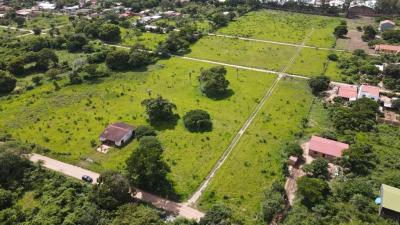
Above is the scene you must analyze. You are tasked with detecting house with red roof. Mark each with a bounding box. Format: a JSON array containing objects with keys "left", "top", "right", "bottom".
[
  {"left": 337, "top": 84, "right": 358, "bottom": 101},
  {"left": 358, "top": 84, "right": 380, "bottom": 101},
  {"left": 308, "top": 136, "right": 349, "bottom": 160},
  {"left": 375, "top": 44, "right": 400, "bottom": 54},
  {"left": 99, "top": 123, "right": 135, "bottom": 147}
]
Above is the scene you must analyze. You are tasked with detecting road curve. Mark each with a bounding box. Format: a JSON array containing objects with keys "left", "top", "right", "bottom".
[{"left": 29, "top": 153, "right": 204, "bottom": 221}]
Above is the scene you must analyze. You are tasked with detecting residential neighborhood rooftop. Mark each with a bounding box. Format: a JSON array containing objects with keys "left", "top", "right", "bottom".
[
  {"left": 309, "top": 136, "right": 349, "bottom": 157},
  {"left": 338, "top": 84, "right": 358, "bottom": 100},
  {"left": 359, "top": 84, "right": 380, "bottom": 97},
  {"left": 99, "top": 122, "right": 134, "bottom": 143}
]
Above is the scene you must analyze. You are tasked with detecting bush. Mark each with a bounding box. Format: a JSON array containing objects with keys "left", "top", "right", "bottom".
[
  {"left": 327, "top": 53, "right": 338, "bottom": 61},
  {"left": 105, "top": 50, "right": 129, "bottom": 70},
  {"left": 198, "top": 66, "right": 230, "bottom": 98},
  {"left": 0, "top": 71, "right": 17, "bottom": 94},
  {"left": 135, "top": 125, "right": 157, "bottom": 140},
  {"left": 308, "top": 76, "right": 330, "bottom": 95},
  {"left": 183, "top": 110, "right": 212, "bottom": 132},
  {"left": 333, "top": 25, "right": 348, "bottom": 38},
  {"left": 261, "top": 182, "right": 286, "bottom": 223}
]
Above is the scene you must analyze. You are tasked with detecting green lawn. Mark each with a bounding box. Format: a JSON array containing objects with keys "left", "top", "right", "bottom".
[
  {"left": 188, "top": 35, "right": 296, "bottom": 72},
  {"left": 217, "top": 10, "right": 340, "bottom": 48},
  {"left": 120, "top": 28, "right": 167, "bottom": 49},
  {"left": 197, "top": 78, "right": 314, "bottom": 224},
  {"left": 24, "top": 14, "right": 69, "bottom": 29},
  {"left": 0, "top": 57, "right": 277, "bottom": 199},
  {"left": 0, "top": 27, "right": 30, "bottom": 37}
]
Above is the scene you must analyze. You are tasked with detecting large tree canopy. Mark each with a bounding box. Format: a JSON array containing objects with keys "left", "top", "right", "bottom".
[
  {"left": 183, "top": 109, "right": 212, "bottom": 132},
  {"left": 141, "top": 96, "right": 177, "bottom": 124},
  {"left": 198, "top": 66, "right": 230, "bottom": 98},
  {"left": 0, "top": 71, "right": 17, "bottom": 94}
]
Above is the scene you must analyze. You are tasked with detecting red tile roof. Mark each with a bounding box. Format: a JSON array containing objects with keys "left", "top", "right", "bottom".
[
  {"left": 309, "top": 136, "right": 349, "bottom": 158},
  {"left": 338, "top": 85, "right": 358, "bottom": 99},
  {"left": 99, "top": 123, "right": 134, "bottom": 143},
  {"left": 360, "top": 84, "right": 380, "bottom": 97},
  {"left": 375, "top": 44, "right": 400, "bottom": 52}
]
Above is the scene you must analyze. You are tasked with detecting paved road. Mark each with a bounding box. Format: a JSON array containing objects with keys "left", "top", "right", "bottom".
[{"left": 29, "top": 153, "right": 204, "bottom": 221}]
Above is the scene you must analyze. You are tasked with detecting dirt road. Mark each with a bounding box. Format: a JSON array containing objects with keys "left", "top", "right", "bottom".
[{"left": 29, "top": 153, "right": 204, "bottom": 221}]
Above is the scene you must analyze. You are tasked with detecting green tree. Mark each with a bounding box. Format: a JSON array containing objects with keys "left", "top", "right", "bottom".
[
  {"left": 98, "top": 23, "right": 121, "bottom": 42},
  {"left": 7, "top": 57, "right": 25, "bottom": 76},
  {"left": 362, "top": 25, "right": 377, "bottom": 41},
  {"left": 0, "top": 189, "right": 13, "bottom": 210},
  {"left": 183, "top": 109, "right": 212, "bottom": 132},
  {"left": 128, "top": 48, "right": 153, "bottom": 69},
  {"left": 303, "top": 158, "right": 329, "bottom": 180},
  {"left": 141, "top": 96, "right": 177, "bottom": 123},
  {"left": 333, "top": 25, "right": 348, "bottom": 38},
  {"left": 0, "top": 144, "right": 31, "bottom": 189},
  {"left": 199, "top": 66, "right": 230, "bottom": 98},
  {"left": 211, "top": 13, "right": 228, "bottom": 28},
  {"left": 66, "top": 34, "right": 88, "bottom": 52},
  {"left": 0, "top": 71, "right": 17, "bottom": 94},
  {"left": 126, "top": 136, "right": 170, "bottom": 194},
  {"left": 340, "top": 144, "right": 376, "bottom": 175},
  {"left": 392, "top": 98, "right": 400, "bottom": 111},
  {"left": 35, "top": 48, "right": 59, "bottom": 70},
  {"left": 32, "top": 26, "right": 42, "bottom": 36},
  {"left": 91, "top": 170, "right": 131, "bottom": 210},
  {"left": 308, "top": 76, "right": 330, "bottom": 95},
  {"left": 32, "top": 75, "right": 43, "bottom": 86},
  {"left": 106, "top": 49, "right": 130, "bottom": 70},
  {"left": 297, "top": 177, "right": 330, "bottom": 208},
  {"left": 383, "top": 64, "right": 400, "bottom": 79},
  {"left": 199, "top": 204, "right": 233, "bottom": 225},
  {"left": 282, "top": 142, "right": 303, "bottom": 158},
  {"left": 261, "top": 182, "right": 286, "bottom": 223},
  {"left": 111, "top": 204, "right": 162, "bottom": 225},
  {"left": 135, "top": 125, "right": 157, "bottom": 140}
]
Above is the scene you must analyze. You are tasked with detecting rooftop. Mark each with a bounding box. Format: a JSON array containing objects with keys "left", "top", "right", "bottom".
[
  {"left": 380, "top": 20, "right": 395, "bottom": 25},
  {"left": 381, "top": 184, "right": 400, "bottom": 213},
  {"left": 338, "top": 84, "right": 358, "bottom": 100},
  {"left": 360, "top": 84, "right": 380, "bottom": 97},
  {"left": 309, "top": 135, "right": 349, "bottom": 157},
  {"left": 99, "top": 123, "right": 134, "bottom": 143},
  {"left": 375, "top": 44, "right": 400, "bottom": 52}
]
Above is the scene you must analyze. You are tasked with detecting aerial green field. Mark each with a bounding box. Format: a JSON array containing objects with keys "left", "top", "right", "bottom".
[
  {"left": 0, "top": 27, "right": 30, "bottom": 37},
  {"left": 188, "top": 35, "right": 296, "bottom": 71},
  {"left": 0, "top": 57, "right": 277, "bottom": 198},
  {"left": 217, "top": 10, "right": 340, "bottom": 48},
  {"left": 24, "top": 14, "right": 69, "bottom": 29},
  {"left": 286, "top": 48, "right": 330, "bottom": 77},
  {"left": 197, "top": 78, "right": 314, "bottom": 224},
  {"left": 120, "top": 28, "right": 167, "bottom": 49}
]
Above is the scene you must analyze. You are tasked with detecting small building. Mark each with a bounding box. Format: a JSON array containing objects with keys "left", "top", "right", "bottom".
[
  {"left": 337, "top": 84, "right": 358, "bottom": 101},
  {"left": 37, "top": 1, "right": 56, "bottom": 10},
  {"left": 308, "top": 136, "right": 349, "bottom": 160},
  {"left": 378, "top": 184, "right": 400, "bottom": 221},
  {"left": 358, "top": 84, "right": 380, "bottom": 101},
  {"left": 288, "top": 156, "right": 299, "bottom": 166},
  {"left": 379, "top": 20, "right": 396, "bottom": 32},
  {"left": 375, "top": 44, "right": 400, "bottom": 54},
  {"left": 16, "top": 9, "right": 34, "bottom": 17},
  {"left": 99, "top": 123, "right": 135, "bottom": 147}
]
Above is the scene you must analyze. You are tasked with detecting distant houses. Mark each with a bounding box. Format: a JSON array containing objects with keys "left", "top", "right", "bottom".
[
  {"left": 308, "top": 135, "right": 349, "bottom": 161},
  {"left": 378, "top": 184, "right": 400, "bottom": 221},
  {"left": 379, "top": 20, "right": 396, "bottom": 32},
  {"left": 99, "top": 122, "right": 135, "bottom": 147},
  {"left": 375, "top": 44, "right": 400, "bottom": 54}
]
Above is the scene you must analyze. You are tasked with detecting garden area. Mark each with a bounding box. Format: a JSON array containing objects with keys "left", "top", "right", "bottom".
[{"left": 197, "top": 78, "right": 314, "bottom": 224}]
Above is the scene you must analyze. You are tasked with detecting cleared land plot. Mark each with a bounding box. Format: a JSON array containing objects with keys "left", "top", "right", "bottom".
[
  {"left": 120, "top": 28, "right": 167, "bottom": 49},
  {"left": 197, "top": 78, "right": 314, "bottom": 224},
  {"left": 24, "top": 14, "right": 69, "bottom": 29},
  {"left": 0, "top": 57, "right": 277, "bottom": 199},
  {"left": 187, "top": 36, "right": 296, "bottom": 71},
  {"left": 217, "top": 10, "right": 340, "bottom": 48}
]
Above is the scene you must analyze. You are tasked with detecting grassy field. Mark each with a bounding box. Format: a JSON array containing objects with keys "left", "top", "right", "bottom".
[
  {"left": 0, "top": 57, "right": 277, "bottom": 199},
  {"left": 217, "top": 10, "right": 340, "bottom": 48},
  {"left": 120, "top": 28, "right": 167, "bottom": 49},
  {"left": 23, "top": 14, "right": 69, "bottom": 29},
  {"left": 188, "top": 35, "right": 296, "bottom": 71},
  {"left": 0, "top": 27, "right": 30, "bottom": 37},
  {"left": 197, "top": 78, "right": 314, "bottom": 224}
]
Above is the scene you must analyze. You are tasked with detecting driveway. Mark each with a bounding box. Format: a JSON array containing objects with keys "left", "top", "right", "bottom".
[{"left": 29, "top": 153, "right": 204, "bottom": 221}]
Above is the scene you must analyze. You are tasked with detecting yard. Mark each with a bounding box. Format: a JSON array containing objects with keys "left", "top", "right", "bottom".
[
  {"left": 197, "top": 78, "right": 315, "bottom": 224},
  {"left": 0, "top": 56, "right": 277, "bottom": 199},
  {"left": 217, "top": 10, "right": 340, "bottom": 48}
]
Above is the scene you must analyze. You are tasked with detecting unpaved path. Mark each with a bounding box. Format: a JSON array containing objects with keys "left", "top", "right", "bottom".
[
  {"left": 29, "top": 153, "right": 204, "bottom": 221},
  {"left": 185, "top": 29, "right": 315, "bottom": 206}
]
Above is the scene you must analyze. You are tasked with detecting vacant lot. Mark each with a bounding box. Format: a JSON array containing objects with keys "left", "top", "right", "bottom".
[
  {"left": 217, "top": 10, "right": 340, "bottom": 48},
  {"left": 197, "top": 78, "right": 314, "bottom": 224},
  {"left": 188, "top": 35, "right": 296, "bottom": 71},
  {"left": 23, "top": 14, "right": 69, "bottom": 29},
  {"left": 120, "top": 28, "right": 167, "bottom": 49},
  {"left": 0, "top": 57, "right": 277, "bottom": 199}
]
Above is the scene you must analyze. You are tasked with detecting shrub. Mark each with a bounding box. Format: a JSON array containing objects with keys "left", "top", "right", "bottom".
[
  {"left": 135, "top": 125, "right": 157, "bottom": 140},
  {"left": 183, "top": 110, "right": 212, "bottom": 132},
  {"left": 0, "top": 71, "right": 17, "bottom": 94},
  {"left": 327, "top": 53, "right": 338, "bottom": 61}
]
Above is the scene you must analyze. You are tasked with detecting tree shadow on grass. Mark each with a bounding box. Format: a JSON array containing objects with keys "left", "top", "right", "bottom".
[
  {"left": 150, "top": 114, "right": 180, "bottom": 131},
  {"left": 206, "top": 89, "right": 235, "bottom": 101}
]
